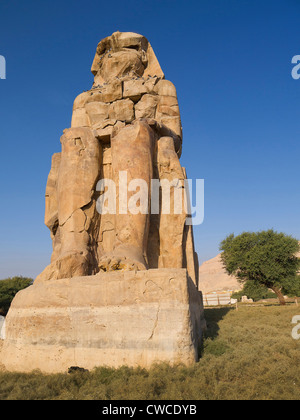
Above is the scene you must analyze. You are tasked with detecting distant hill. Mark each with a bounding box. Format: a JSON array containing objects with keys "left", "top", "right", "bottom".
[{"left": 198, "top": 254, "right": 242, "bottom": 294}]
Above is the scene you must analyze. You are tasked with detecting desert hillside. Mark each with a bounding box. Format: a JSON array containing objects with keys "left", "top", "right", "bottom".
[{"left": 198, "top": 254, "right": 242, "bottom": 294}]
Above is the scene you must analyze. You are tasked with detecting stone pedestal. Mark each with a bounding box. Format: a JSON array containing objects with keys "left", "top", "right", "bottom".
[{"left": 2, "top": 269, "right": 205, "bottom": 373}]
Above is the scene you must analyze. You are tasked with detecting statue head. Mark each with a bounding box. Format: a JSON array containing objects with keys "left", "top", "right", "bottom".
[{"left": 91, "top": 31, "right": 164, "bottom": 83}]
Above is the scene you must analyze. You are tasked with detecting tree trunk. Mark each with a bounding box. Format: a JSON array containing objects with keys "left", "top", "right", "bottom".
[{"left": 271, "top": 286, "right": 286, "bottom": 306}]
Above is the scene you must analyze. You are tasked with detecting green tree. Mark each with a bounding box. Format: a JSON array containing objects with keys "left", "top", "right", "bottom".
[
  {"left": 220, "top": 230, "right": 300, "bottom": 305},
  {"left": 0, "top": 277, "right": 33, "bottom": 316}
]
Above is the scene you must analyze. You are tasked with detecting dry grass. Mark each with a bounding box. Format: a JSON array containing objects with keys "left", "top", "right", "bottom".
[{"left": 0, "top": 305, "right": 299, "bottom": 400}]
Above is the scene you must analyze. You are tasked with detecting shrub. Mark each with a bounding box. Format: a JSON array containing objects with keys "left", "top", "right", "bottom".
[
  {"left": 0, "top": 277, "right": 33, "bottom": 316},
  {"left": 232, "top": 281, "right": 276, "bottom": 302}
]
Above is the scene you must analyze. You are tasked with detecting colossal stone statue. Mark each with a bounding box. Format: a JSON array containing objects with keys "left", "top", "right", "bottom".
[
  {"left": 36, "top": 31, "right": 199, "bottom": 286},
  {"left": 2, "top": 33, "right": 205, "bottom": 372}
]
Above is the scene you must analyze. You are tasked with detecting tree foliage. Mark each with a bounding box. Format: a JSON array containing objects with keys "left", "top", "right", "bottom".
[
  {"left": 0, "top": 276, "right": 33, "bottom": 316},
  {"left": 220, "top": 230, "right": 300, "bottom": 305}
]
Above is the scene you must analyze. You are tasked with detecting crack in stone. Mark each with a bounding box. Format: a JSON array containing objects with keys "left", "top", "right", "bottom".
[{"left": 147, "top": 301, "right": 160, "bottom": 341}]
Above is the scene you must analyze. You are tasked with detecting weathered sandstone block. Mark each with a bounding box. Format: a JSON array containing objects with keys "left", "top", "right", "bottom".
[{"left": 2, "top": 269, "right": 204, "bottom": 373}]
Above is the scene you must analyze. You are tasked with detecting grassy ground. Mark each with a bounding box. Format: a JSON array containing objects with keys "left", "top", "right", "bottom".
[{"left": 0, "top": 304, "right": 299, "bottom": 400}]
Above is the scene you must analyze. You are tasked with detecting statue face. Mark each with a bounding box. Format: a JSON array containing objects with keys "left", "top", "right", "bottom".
[
  {"left": 99, "top": 49, "right": 146, "bottom": 80},
  {"left": 93, "top": 32, "right": 148, "bottom": 82}
]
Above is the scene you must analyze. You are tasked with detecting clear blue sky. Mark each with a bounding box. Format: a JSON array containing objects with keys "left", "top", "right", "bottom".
[{"left": 0, "top": 0, "right": 300, "bottom": 278}]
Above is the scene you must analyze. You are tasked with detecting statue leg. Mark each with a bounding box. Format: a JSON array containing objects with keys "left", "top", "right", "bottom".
[
  {"left": 99, "top": 120, "right": 155, "bottom": 271},
  {"left": 36, "top": 127, "right": 102, "bottom": 283},
  {"left": 44, "top": 152, "right": 61, "bottom": 263},
  {"left": 156, "top": 136, "right": 186, "bottom": 269},
  {"left": 56, "top": 127, "right": 102, "bottom": 277}
]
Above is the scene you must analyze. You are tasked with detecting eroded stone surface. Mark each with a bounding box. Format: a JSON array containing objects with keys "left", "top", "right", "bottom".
[
  {"left": 2, "top": 269, "right": 204, "bottom": 373},
  {"left": 36, "top": 31, "right": 192, "bottom": 283}
]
